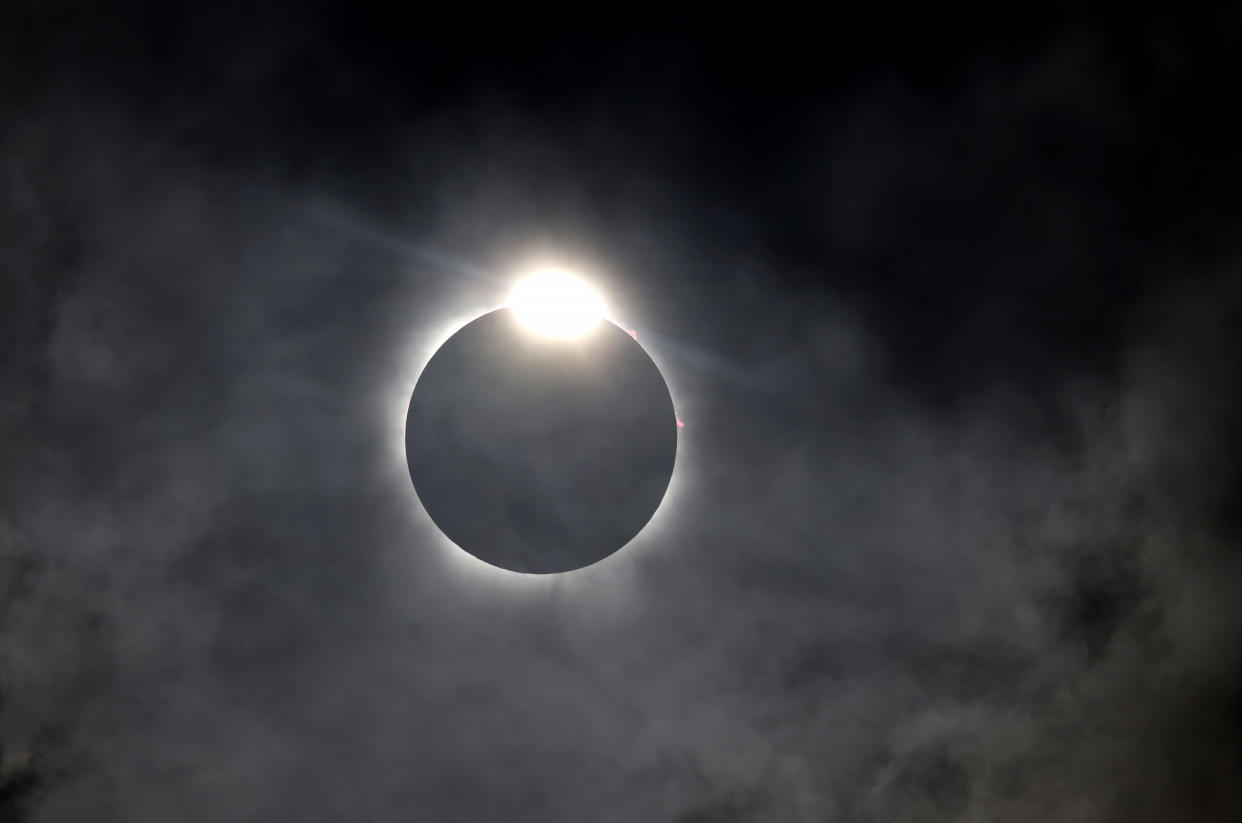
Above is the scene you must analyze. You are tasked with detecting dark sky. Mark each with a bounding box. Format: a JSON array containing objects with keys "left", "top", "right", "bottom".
[{"left": 3, "top": 3, "right": 1241, "bottom": 821}]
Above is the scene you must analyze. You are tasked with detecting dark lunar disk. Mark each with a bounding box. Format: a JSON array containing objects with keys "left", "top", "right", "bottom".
[{"left": 405, "top": 308, "right": 678, "bottom": 573}]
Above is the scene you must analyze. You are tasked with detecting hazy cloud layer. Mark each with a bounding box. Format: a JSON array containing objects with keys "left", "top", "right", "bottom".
[{"left": 3, "top": 7, "right": 1241, "bottom": 822}]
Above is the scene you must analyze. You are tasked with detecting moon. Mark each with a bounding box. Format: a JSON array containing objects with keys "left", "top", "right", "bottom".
[{"left": 405, "top": 307, "right": 678, "bottom": 573}]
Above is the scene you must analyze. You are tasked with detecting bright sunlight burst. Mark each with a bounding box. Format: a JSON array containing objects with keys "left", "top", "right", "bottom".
[{"left": 508, "top": 270, "right": 605, "bottom": 338}]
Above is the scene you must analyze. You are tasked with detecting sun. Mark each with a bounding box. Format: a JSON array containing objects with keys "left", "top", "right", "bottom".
[{"left": 507, "top": 270, "right": 605, "bottom": 338}]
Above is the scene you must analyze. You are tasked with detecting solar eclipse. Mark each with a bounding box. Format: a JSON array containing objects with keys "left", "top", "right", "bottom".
[{"left": 404, "top": 276, "right": 678, "bottom": 574}]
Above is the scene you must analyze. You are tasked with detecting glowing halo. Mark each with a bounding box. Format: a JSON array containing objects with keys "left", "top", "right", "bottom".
[{"left": 384, "top": 259, "right": 691, "bottom": 589}]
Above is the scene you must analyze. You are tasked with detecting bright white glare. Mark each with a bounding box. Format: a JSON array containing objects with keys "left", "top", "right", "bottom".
[{"left": 508, "top": 270, "right": 604, "bottom": 338}]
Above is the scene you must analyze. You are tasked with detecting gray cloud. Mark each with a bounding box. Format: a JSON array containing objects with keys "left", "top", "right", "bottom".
[{"left": 3, "top": 13, "right": 1241, "bottom": 822}]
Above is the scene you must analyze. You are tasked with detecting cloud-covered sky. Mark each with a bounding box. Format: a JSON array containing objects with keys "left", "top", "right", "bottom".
[{"left": 2, "top": 5, "right": 1240, "bottom": 821}]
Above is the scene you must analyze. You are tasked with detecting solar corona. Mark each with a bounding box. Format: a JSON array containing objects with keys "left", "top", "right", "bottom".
[{"left": 405, "top": 272, "right": 678, "bottom": 574}]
